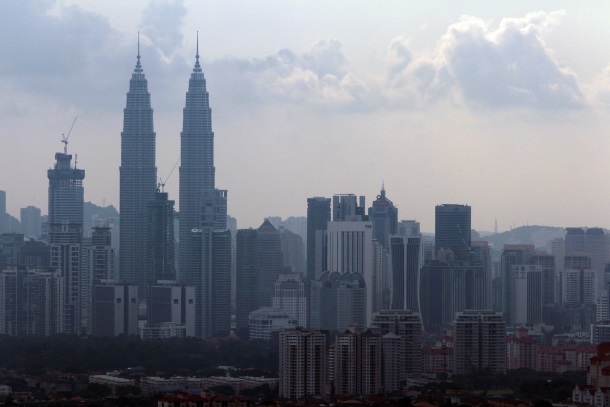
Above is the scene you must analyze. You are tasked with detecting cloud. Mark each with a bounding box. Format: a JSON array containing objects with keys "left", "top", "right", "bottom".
[
  {"left": 204, "top": 39, "right": 372, "bottom": 110},
  {"left": 386, "top": 10, "right": 585, "bottom": 109},
  {"left": 140, "top": 0, "right": 187, "bottom": 60}
]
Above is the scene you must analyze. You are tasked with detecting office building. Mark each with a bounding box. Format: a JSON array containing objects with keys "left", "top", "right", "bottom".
[
  {"left": 273, "top": 273, "right": 307, "bottom": 327},
  {"left": 371, "top": 239, "right": 390, "bottom": 313},
  {"left": 453, "top": 310, "right": 506, "bottom": 375},
  {"left": 327, "top": 220, "right": 373, "bottom": 323},
  {"left": 186, "top": 190, "right": 231, "bottom": 338},
  {"left": 389, "top": 236, "right": 422, "bottom": 312},
  {"left": 249, "top": 307, "right": 297, "bottom": 340},
  {"left": 500, "top": 245, "right": 535, "bottom": 326},
  {"left": 368, "top": 185, "right": 398, "bottom": 249},
  {"left": 279, "top": 227, "right": 304, "bottom": 275},
  {"left": 307, "top": 197, "right": 330, "bottom": 281},
  {"left": 48, "top": 147, "right": 85, "bottom": 335},
  {"left": 310, "top": 271, "right": 367, "bottom": 332},
  {"left": 333, "top": 194, "right": 366, "bottom": 221},
  {"left": 91, "top": 281, "right": 139, "bottom": 337},
  {"left": 20, "top": 206, "right": 41, "bottom": 239},
  {"left": 419, "top": 261, "right": 488, "bottom": 333},
  {"left": 147, "top": 281, "right": 195, "bottom": 337},
  {"left": 119, "top": 44, "right": 157, "bottom": 299},
  {"left": 147, "top": 190, "right": 175, "bottom": 282},
  {"left": 179, "top": 39, "right": 227, "bottom": 284},
  {"left": 434, "top": 204, "right": 471, "bottom": 261},
  {"left": 0, "top": 190, "right": 5, "bottom": 233},
  {"left": 279, "top": 328, "right": 328, "bottom": 399},
  {"left": 398, "top": 220, "right": 420, "bottom": 238},
  {"left": 257, "top": 220, "right": 283, "bottom": 307},
  {"left": 236, "top": 228, "right": 259, "bottom": 333},
  {"left": 508, "top": 265, "right": 543, "bottom": 325}
]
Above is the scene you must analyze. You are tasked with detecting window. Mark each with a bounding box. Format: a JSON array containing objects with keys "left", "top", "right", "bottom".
[{"left": 116, "top": 298, "right": 122, "bottom": 303}]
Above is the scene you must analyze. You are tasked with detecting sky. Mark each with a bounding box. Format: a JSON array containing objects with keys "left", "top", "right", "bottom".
[{"left": 2, "top": 1, "right": 610, "bottom": 233}]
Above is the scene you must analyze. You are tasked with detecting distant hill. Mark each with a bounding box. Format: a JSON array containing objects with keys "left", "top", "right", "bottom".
[
  {"left": 475, "top": 225, "right": 566, "bottom": 251},
  {"left": 84, "top": 201, "right": 119, "bottom": 233}
]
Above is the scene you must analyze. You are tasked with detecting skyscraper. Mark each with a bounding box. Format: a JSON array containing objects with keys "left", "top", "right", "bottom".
[
  {"left": 119, "top": 42, "right": 157, "bottom": 298},
  {"left": 368, "top": 184, "right": 398, "bottom": 249},
  {"left": 20, "top": 206, "right": 41, "bottom": 239},
  {"left": 453, "top": 310, "right": 506, "bottom": 375},
  {"left": 434, "top": 204, "right": 471, "bottom": 261},
  {"left": 48, "top": 148, "right": 85, "bottom": 334},
  {"left": 147, "top": 190, "right": 175, "bottom": 282},
  {"left": 307, "top": 197, "right": 330, "bottom": 281},
  {"left": 179, "top": 37, "right": 226, "bottom": 282},
  {"left": 279, "top": 328, "right": 328, "bottom": 399},
  {"left": 186, "top": 190, "right": 231, "bottom": 339}
]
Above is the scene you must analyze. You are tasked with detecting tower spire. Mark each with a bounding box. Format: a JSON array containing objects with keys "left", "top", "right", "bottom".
[
  {"left": 196, "top": 31, "right": 199, "bottom": 61},
  {"left": 134, "top": 31, "right": 143, "bottom": 73}
]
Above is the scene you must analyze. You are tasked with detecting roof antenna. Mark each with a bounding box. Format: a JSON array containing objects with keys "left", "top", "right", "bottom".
[
  {"left": 137, "top": 31, "right": 140, "bottom": 59},
  {"left": 196, "top": 30, "right": 199, "bottom": 60}
]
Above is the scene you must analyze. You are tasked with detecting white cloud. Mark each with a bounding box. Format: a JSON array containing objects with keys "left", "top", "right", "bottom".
[
  {"left": 385, "top": 10, "right": 585, "bottom": 109},
  {"left": 204, "top": 39, "right": 372, "bottom": 109}
]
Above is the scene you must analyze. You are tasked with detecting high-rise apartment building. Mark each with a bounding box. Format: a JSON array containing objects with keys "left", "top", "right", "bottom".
[
  {"left": 179, "top": 40, "right": 227, "bottom": 283},
  {"left": 83, "top": 226, "right": 115, "bottom": 334},
  {"left": 0, "top": 267, "right": 63, "bottom": 336},
  {"left": 334, "top": 328, "right": 382, "bottom": 397},
  {"left": 48, "top": 149, "right": 85, "bottom": 335},
  {"left": 307, "top": 197, "right": 330, "bottom": 281},
  {"left": 147, "top": 191, "right": 175, "bottom": 282},
  {"left": 368, "top": 185, "right": 398, "bottom": 249},
  {"left": 20, "top": 206, "right": 41, "bottom": 239},
  {"left": 371, "top": 309, "right": 423, "bottom": 377},
  {"left": 119, "top": 45, "right": 157, "bottom": 299},
  {"left": 279, "top": 328, "right": 328, "bottom": 399},
  {"left": 453, "top": 310, "right": 506, "bottom": 375},
  {"left": 434, "top": 204, "right": 471, "bottom": 261}
]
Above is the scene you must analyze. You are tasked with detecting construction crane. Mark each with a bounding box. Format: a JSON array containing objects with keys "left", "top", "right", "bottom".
[
  {"left": 158, "top": 157, "right": 180, "bottom": 192},
  {"left": 61, "top": 116, "right": 78, "bottom": 154}
]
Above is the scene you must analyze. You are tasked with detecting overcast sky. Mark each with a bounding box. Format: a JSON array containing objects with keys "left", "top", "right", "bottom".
[{"left": 2, "top": 1, "right": 610, "bottom": 232}]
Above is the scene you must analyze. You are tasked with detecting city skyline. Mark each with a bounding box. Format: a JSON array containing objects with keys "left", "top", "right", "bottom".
[{"left": 3, "top": 2, "right": 610, "bottom": 232}]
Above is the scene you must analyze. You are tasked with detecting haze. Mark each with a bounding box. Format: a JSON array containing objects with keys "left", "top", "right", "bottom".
[{"left": 2, "top": 0, "right": 610, "bottom": 232}]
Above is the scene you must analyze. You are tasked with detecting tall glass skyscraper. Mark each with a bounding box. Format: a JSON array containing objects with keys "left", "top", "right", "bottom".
[
  {"left": 119, "top": 44, "right": 157, "bottom": 298},
  {"left": 48, "top": 149, "right": 85, "bottom": 334},
  {"left": 179, "top": 39, "right": 225, "bottom": 280}
]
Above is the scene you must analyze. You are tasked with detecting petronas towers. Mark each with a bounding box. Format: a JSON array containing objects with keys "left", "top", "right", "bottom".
[
  {"left": 119, "top": 36, "right": 228, "bottom": 338},
  {"left": 119, "top": 45, "right": 157, "bottom": 298}
]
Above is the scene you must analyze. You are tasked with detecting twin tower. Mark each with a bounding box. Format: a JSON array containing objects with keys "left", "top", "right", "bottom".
[{"left": 118, "top": 37, "right": 227, "bottom": 320}]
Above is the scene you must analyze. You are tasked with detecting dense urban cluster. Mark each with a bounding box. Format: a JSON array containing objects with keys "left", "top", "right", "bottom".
[{"left": 2, "top": 40, "right": 610, "bottom": 406}]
